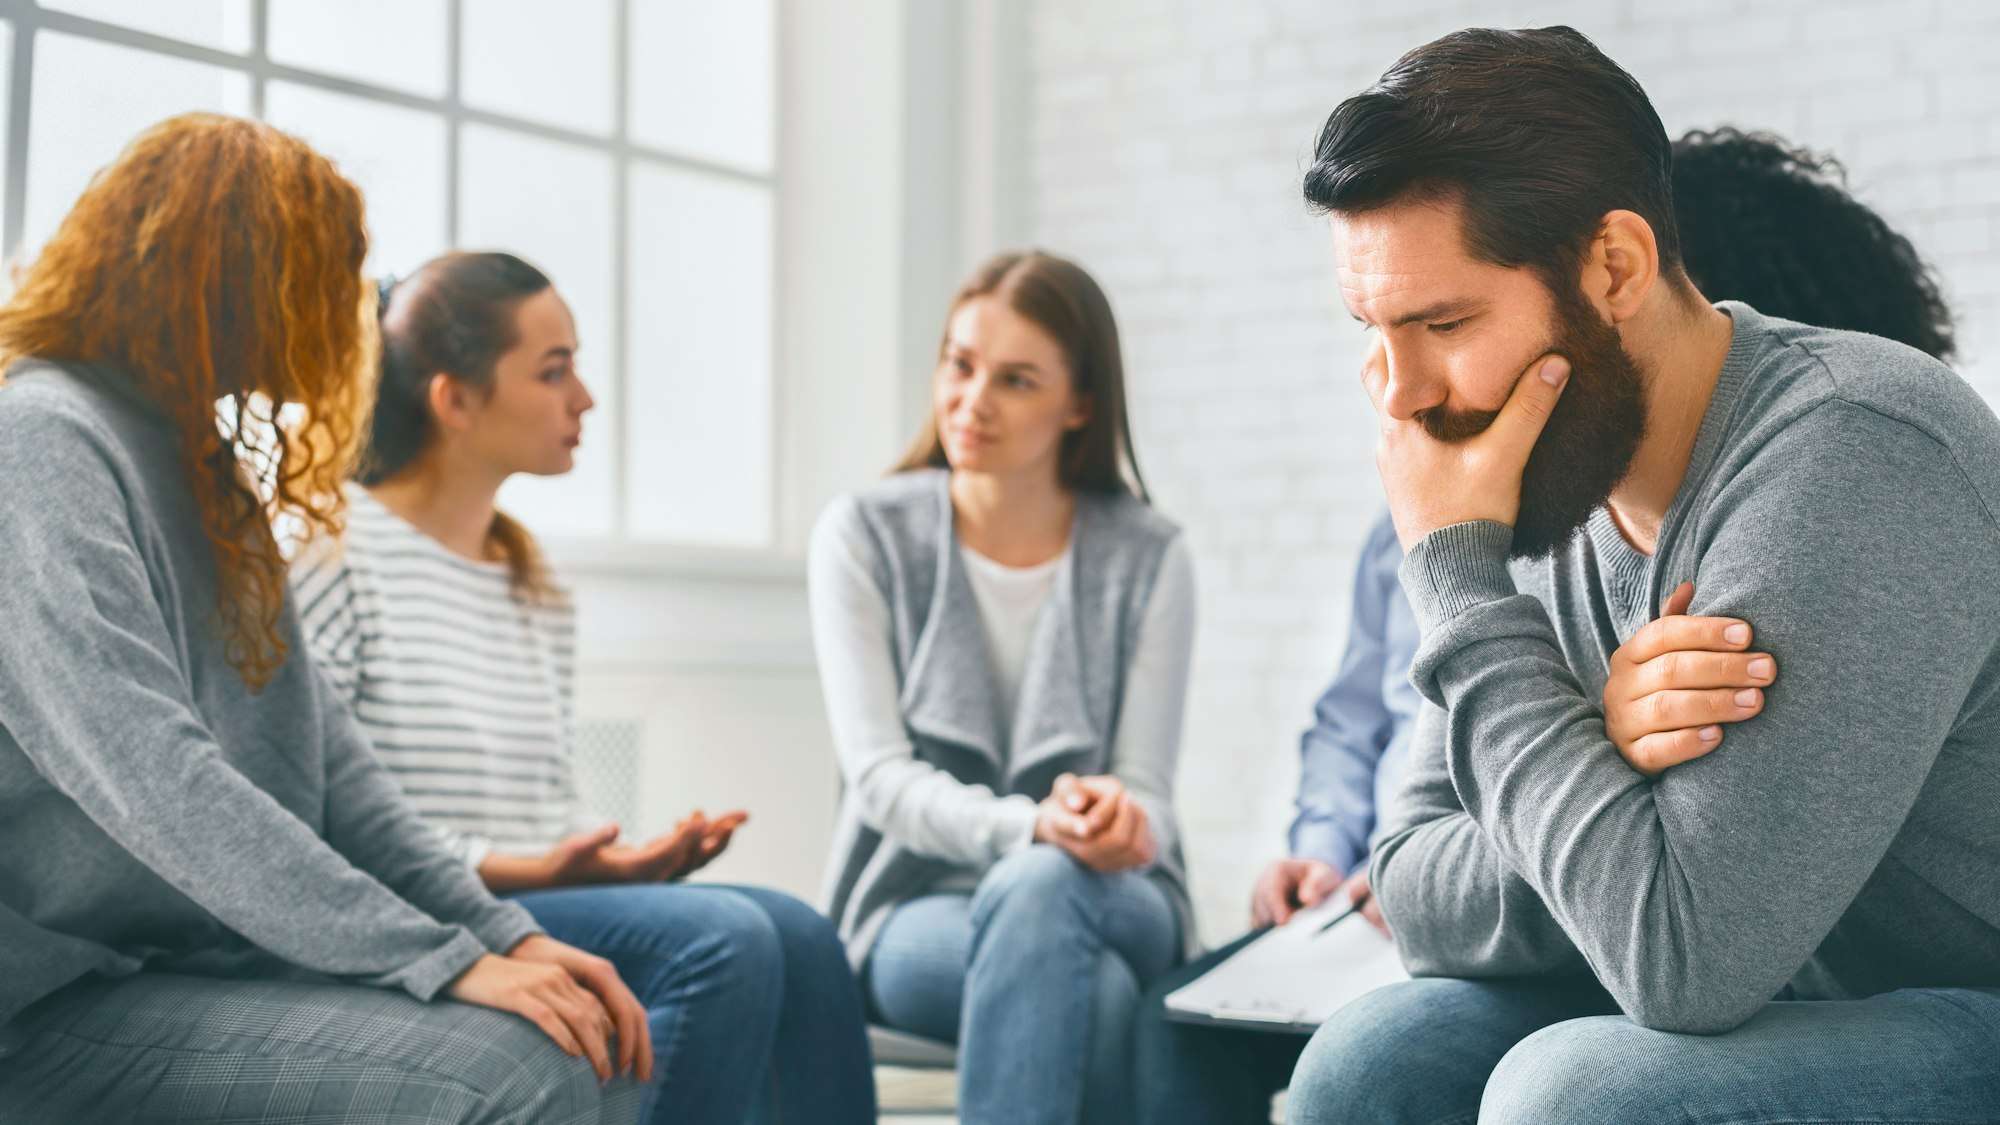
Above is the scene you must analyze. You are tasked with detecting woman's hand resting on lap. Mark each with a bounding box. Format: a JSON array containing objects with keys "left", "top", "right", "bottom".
[{"left": 447, "top": 934, "right": 654, "bottom": 1083}]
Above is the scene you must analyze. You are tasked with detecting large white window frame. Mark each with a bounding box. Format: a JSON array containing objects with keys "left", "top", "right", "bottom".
[{"left": 0, "top": 0, "right": 784, "bottom": 565}]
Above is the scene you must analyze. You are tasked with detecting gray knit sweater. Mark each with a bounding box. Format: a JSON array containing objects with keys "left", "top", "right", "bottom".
[
  {"left": 0, "top": 362, "right": 539, "bottom": 1027},
  {"left": 1374, "top": 303, "right": 2000, "bottom": 1034}
]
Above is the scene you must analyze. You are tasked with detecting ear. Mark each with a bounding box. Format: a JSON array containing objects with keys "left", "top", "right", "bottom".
[
  {"left": 1065, "top": 392, "right": 1095, "bottom": 432},
  {"left": 1579, "top": 209, "right": 1661, "bottom": 325},
  {"left": 424, "top": 372, "right": 475, "bottom": 434}
]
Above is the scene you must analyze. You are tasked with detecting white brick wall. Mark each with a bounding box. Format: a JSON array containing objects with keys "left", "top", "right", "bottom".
[{"left": 1017, "top": 0, "right": 2000, "bottom": 945}]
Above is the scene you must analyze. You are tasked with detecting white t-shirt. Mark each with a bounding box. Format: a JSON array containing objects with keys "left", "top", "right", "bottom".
[
  {"left": 958, "top": 543, "right": 1066, "bottom": 734},
  {"left": 808, "top": 503, "right": 1196, "bottom": 867}
]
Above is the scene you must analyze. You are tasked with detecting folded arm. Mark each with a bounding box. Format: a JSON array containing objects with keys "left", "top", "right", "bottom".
[{"left": 1386, "top": 403, "right": 1996, "bottom": 1032}]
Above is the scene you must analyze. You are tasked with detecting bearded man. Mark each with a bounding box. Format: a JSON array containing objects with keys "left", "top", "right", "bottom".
[{"left": 1284, "top": 25, "right": 2000, "bottom": 1125}]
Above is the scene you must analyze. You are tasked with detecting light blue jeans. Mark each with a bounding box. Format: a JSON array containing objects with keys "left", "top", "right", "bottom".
[
  {"left": 1286, "top": 976, "right": 2000, "bottom": 1124},
  {"left": 864, "top": 845, "right": 1182, "bottom": 1125},
  {"left": 509, "top": 883, "right": 874, "bottom": 1125}
]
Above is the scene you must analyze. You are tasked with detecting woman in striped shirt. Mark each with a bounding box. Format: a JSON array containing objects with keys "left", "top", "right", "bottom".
[{"left": 294, "top": 251, "right": 874, "bottom": 1124}]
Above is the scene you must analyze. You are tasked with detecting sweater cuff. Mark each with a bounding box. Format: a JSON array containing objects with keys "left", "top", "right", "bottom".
[
  {"left": 1397, "top": 520, "right": 1517, "bottom": 634},
  {"left": 397, "top": 928, "right": 492, "bottom": 1002},
  {"left": 466, "top": 899, "right": 544, "bottom": 955},
  {"left": 994, "top": 796, "right": 1041, "bottom": 858},
  {"left": 459, "top": 834, "right": 494, "bottom": 872}
]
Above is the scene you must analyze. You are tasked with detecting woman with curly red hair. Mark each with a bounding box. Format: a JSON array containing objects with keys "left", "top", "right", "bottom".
[{"left": 0, "top": 114, "right": 646, "bottom": 1122}]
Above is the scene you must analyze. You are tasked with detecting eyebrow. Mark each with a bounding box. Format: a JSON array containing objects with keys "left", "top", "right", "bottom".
[
  {"left": 945, "top": 341, "right": 1044, "bottom": 375},
  {"left": 1348, "top": 298, "right": 1483, "bottom": 329},
  {"left": 539, "top": 346, "right": 575, "bottom": 361}
]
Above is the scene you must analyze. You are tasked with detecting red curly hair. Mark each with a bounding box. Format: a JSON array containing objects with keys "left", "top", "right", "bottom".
[{"left": 0, "top": 113, "right": 374, "bottom": 690}]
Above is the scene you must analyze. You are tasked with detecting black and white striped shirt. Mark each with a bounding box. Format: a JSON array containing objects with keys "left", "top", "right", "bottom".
[{"left": 294, "top": 486, "right": 593, "bottom": 868}]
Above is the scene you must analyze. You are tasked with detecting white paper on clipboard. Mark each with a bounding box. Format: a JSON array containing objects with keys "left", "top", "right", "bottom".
[{"left": 1162, "top": 892, "right": 1410, "bottom": 1034}]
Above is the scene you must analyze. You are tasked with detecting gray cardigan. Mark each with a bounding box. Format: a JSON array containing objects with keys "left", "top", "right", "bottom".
[
  {"left": 0, "top": 362, "right": 539, "bottom": 1028},
  {"left": 816, "top": 469, "right": 1197, "bottom": 966}
]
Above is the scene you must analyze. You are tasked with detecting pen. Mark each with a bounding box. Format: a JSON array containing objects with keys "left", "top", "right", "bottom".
[{"left": 1313, "top": 902, "right": 1360, "bottom": 937}]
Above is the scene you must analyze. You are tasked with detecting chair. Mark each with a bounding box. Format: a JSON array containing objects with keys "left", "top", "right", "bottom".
[{"left": 870, "top": 1024, "right": 958, "bottom": 1116}]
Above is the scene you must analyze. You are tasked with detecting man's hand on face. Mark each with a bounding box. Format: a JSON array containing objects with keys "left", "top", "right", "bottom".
[{"left": 1363, "top": 337, "right": 1571, "bottom": 549}]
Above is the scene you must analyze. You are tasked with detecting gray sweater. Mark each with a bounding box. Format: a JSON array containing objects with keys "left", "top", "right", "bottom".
[
  {"left": 1375, "top": 303, "right": 2000, "bottom": 1035},
  {"left": 0, "top": 363, "right": 539, "bottom": 1027}
]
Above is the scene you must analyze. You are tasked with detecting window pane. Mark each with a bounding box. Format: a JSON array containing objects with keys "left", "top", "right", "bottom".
[
  {"left": 262, "top": 82, "right": 447, "bottom": 275},
  {"left": 624, "top": 163, "right": 773, "bottom": 546},
  {"left": 25, "top": 33, "right": 252, "bottom": 253},
  {"left": 461, "top": 124, "right": 619, "bottom": 538},
  {"left": 268, "top": 0, "right": 446, "bottom": 98},
  {"left": 629, "top": 0, "right": 774, "bottom": 173},
  {"left": 0, "top": 23, "right": 10, "bottom": 248},
  {"left": 42, "top": 0, "right": 253, "bottom": 53},
  {"left": 462, "top": 0, "right": 614, "bottom": 136}
]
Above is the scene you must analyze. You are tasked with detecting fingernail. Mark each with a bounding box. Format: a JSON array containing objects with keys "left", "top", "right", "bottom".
[
  {"left": 1734, "top": 689, "right": 1760, "bottom": 708},
  {"left": 1748, "top": 657, "right": 1773, "bottom": 679},
  {"left": 1724, "top": 624, "right": 1750, "bottom": 644},
  {"left": 1698, "top": 725, "right": 1721, "bottom": 743},
  {"left": 1540, "top": 357, "right": 1570, "bottom": 385}
]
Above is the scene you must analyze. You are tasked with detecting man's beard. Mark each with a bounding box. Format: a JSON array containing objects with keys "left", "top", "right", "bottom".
[{"left": 1415, "top": 285, "right": 1648, "bottom": 560}]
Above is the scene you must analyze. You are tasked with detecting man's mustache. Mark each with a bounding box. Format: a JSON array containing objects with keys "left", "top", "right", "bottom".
[{"left": 1416, "top": 403, "right": 1501, "bottom": 443}]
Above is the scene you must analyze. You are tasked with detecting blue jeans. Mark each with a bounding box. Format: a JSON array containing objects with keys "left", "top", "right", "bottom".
[
  {"left": 509, "top": 883, "right": 874, "bottom": 1125},
  {"left": 1133, "top": 931, "right": 1307, "bottom": 1125},
  {"left": 1286, "top": 976, "right": 2000, "bottom": 1124},
  {"left": 864, "top": 844, "right": 1182, "bottom": 1125}
]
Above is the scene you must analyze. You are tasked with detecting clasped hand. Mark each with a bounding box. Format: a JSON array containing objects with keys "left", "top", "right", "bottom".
[{"left": 1032, "top": 773, "right": 1156, "bottom": 872}]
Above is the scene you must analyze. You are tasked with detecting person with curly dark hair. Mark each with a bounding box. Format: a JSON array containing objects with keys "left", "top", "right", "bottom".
[{"left": 1672, "top": 126, "right": 1957, "bottom": 362}]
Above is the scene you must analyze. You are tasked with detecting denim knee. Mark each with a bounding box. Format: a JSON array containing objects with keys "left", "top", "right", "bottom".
[
  {"left": 689, "top": 890, "right": 786, "bottom": 991},
  {"left": 1286, "top": 980, "right": 1461, "bottom": 1125},
  {"left": 737, "top": 886, "right": 847, "bottom": 965},
  {"left": 1482, "top": 1016, "right": 1659, "bottom": 1125},
  {"left": 971, "top": 843, "right": 1094, "bottom": 919},
  {"left": 619, "top": 887, "right": 785, "bottom": 1015}
]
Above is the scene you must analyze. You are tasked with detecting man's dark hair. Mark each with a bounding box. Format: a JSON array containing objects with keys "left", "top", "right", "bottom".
[
  {"left": 1304, "top": 26, "right": 1682, "bottom": 295},
  {"left": 1672, "top": 127, "right": 1957, "bottom": 362}
]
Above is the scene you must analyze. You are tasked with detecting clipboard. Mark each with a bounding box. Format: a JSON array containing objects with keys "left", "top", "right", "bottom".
[{"left": 1162, "top": 892, "right": 1409, "bottom": 1034}]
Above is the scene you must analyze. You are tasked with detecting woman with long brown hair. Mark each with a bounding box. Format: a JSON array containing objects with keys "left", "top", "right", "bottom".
[
  {"left": 0, "top": 115, "right": 647, "bottom": 1121},
  {"left": 812, "top": 249, "right": 1198, "bottom": 1122},
  {"left": 293, "top": 249, "right": 876, "bottom": 1124}
]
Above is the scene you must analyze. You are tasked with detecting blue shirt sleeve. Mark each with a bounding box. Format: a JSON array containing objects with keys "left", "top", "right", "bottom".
[{"left": 1288, "top": 511, "right": 1420, "bottom": 873}]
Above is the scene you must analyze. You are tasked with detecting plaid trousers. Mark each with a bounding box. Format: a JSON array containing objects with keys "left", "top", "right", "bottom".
[{"left": 0, "top": 973, "right": 646, "bottom": 1124}]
